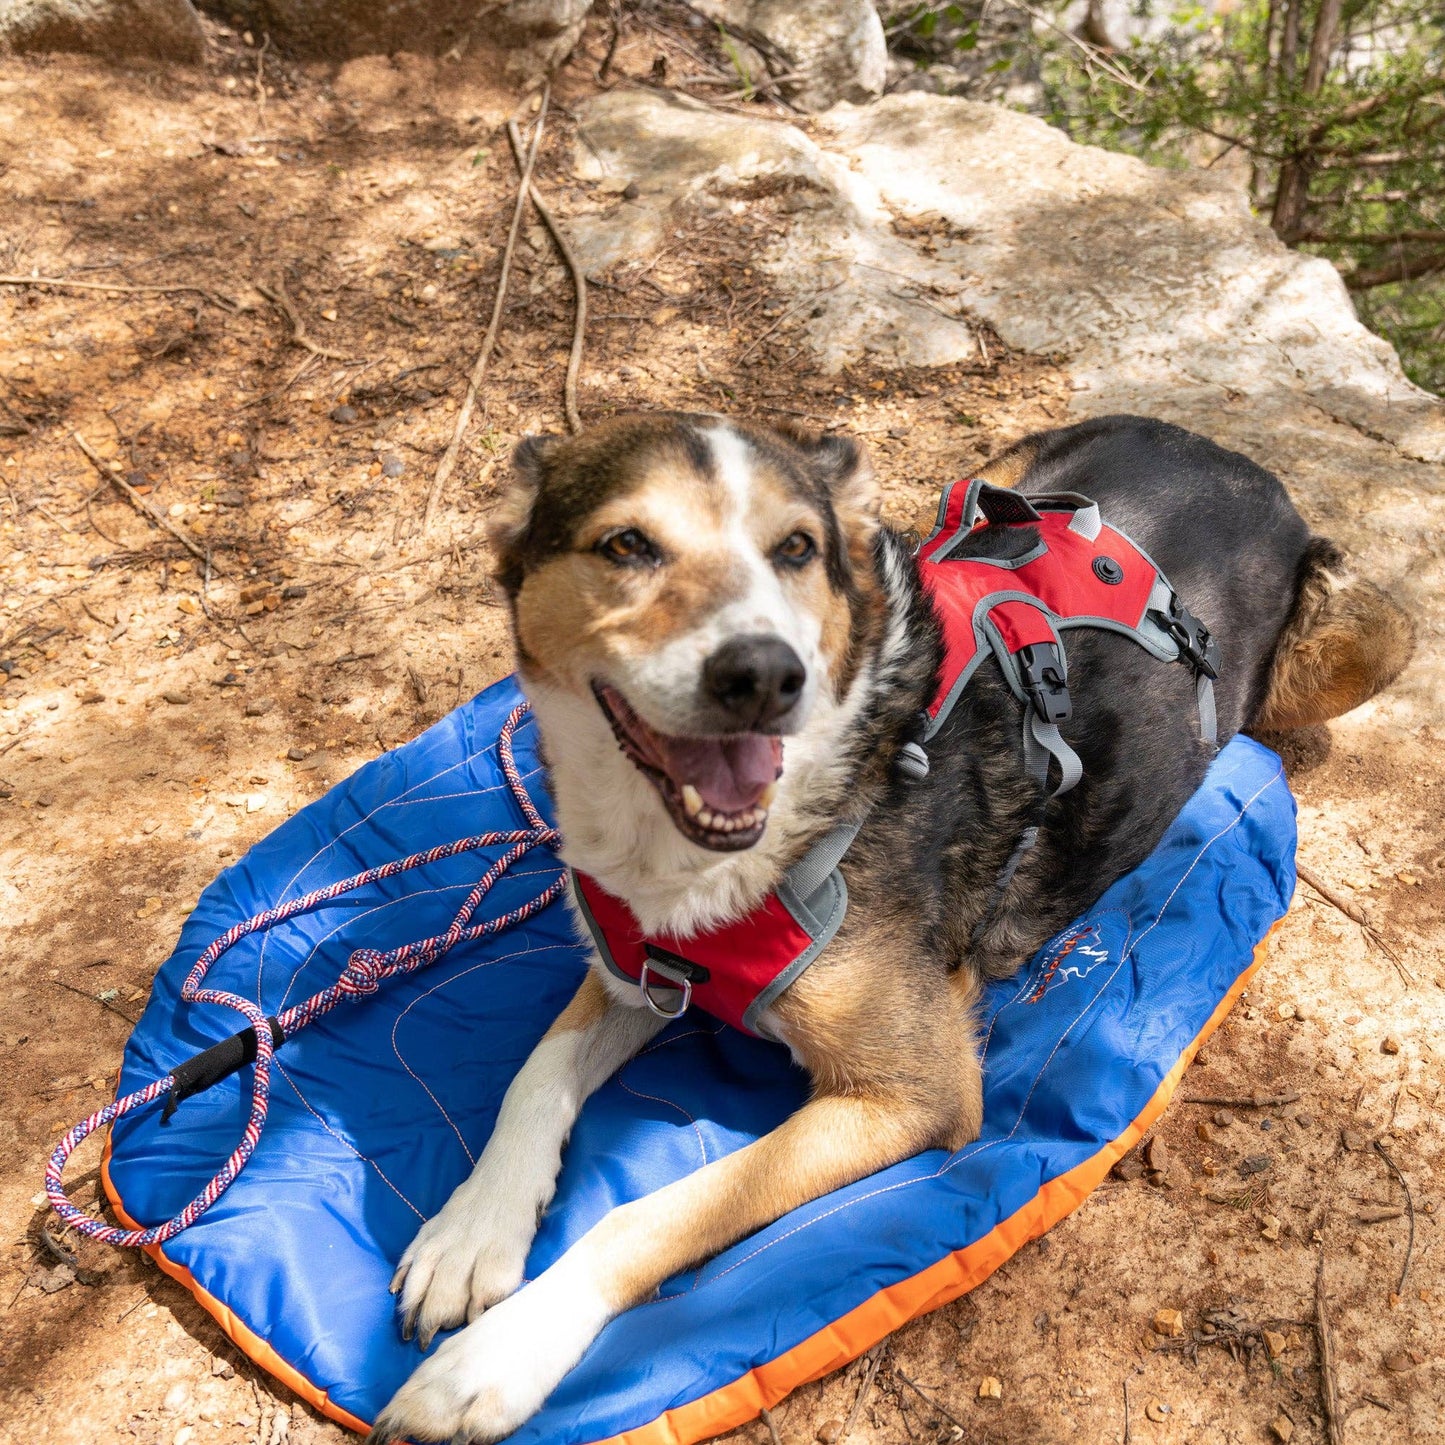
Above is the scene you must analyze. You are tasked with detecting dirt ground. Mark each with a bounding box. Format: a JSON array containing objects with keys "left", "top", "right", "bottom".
[{"left": 2, "top": 10, "right": 1442, "bottom": 1445}]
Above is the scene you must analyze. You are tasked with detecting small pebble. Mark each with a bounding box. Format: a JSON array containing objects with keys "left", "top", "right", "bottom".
[
  {"left": 1152, "top": 1308, "right": 1184, "bottom": 1337},
  {"left": 381, "top": 455, "right": 405, "bottom": 478},
  {"left": 1241, "top": 1153, "right": 1272, "bottom": 1175},
  {"left": 162, "top": 1383, "right": 190, "bottom": 1413},
  {"left": 162, "top": 691, "right": 191, "bottom": 706},
  {"left": 329, "top": 404, "right": 358, "bottom": 424},
  {"left": 1214, "top": 1108, "right": 1235, "bottom": 1128},
  {"left": 622, "top": 180, "right": 641, "bottom": 200},
  {"left": 1270, "top": 1414, "right": 1295, "bottom": 1443},
  {"left": 977, "top": 1376, "right": 1002, "bottom": 1400},
  {"left": 244, "top": 697, "right": 275, "bottom": 717},
  {"left": 218, "top": 489, "right": 246, "bottom": 507},
  {"left": 1295, "top": 1111, "right": 1314, "bottom": 1128},
  {"left": 36, "top": 796, "right": 53, "bottom": 808},
  {"left": 282, "top": 585, "right": 308, "bottom": 600},
  {"left": 815, "top": 1420, "right": 842, "bottom": 1443},
  {"left": 1261, "top": 1118, "right": 1273, "bottom": 1131},
  {"left": 287, "top": 746, "right": 307, "bottom": 761},
  {"left": 1381, "top": 1037, "right": 1401, "bottom": 1055},
  {"left": 1144, "top": 1402, "right": 1170, "bottom": 1423}
]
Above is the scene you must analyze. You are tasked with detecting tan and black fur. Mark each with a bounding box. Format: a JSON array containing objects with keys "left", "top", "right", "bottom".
[{"left": 369, "top": 412, "right": 1411, "bottom": 1445}]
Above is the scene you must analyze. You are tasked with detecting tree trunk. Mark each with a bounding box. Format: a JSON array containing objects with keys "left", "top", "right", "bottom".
[
  {"left": 1278, "top": 0, "right": 1302, "bottom": 86},
  {"left": 1271, "top": 0, "right": 1345, "bottom": 241}
]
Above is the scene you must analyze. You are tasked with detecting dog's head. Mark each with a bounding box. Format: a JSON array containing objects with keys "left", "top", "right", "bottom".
[{"left": 489, "top": 413, "right": 883, "bottom": 856}]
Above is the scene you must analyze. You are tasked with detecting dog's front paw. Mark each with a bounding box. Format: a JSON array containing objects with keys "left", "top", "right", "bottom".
[
  {"left": 390, "top": 1187, "right": 533, "bottom": 1350},
  {"left": 369, "top": 1270, "right": 609, "bottom": 1445}
]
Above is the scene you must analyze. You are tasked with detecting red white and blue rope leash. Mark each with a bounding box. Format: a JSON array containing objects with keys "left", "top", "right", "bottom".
[{"left": 46, "top": 702, "right": 564, "bottom": 1249}]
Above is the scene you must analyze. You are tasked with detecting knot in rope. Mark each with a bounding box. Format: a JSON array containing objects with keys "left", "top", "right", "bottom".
[{"left": 339, "top": 948, "right": 389, "bottom": 998}]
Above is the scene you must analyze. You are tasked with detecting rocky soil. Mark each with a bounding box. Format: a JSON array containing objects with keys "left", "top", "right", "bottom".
[{"left": 2, "top": 8, "right": 1441, "bottom": 1445}]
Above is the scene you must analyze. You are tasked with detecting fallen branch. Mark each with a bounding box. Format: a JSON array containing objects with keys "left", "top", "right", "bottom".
[
  {"left": 506, "top": 118, "right": 587, "bottom": 434},
  {"left": 1295, "top": 860, "right": 1417, "bottom": 986},
  {"left": 757, "top": 1408, "right": 782, "bottom": 1445},
  {"left": 1179, "top": 1091, "right": 1301, "bottom": 1108},
  {"left": 72, "top": 433, "right": 219, "bottom": 572},
  {"left": 0, "top": 274, "right": 235, "bottom": 310},
  {"left": 256, "top": 279, "right": 355, "bottom": 361},
  {"left": 1373, "top": 1140, "right": 1416, "bottom": 1296},
  {"left": 422, "top": 87, "right": 548, "bottom": 534}
]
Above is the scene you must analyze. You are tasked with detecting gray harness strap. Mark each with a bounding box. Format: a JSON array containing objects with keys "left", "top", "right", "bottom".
[
  {"left": 785, "top": 820, "right": 863, "bottom": 900},
  {"left": 1023, "top": 713, "right": 1084, "bottom": 797}
]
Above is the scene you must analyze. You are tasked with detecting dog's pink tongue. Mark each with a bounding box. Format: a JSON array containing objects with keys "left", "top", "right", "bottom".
[{"left": 658, "top": 733, "right": 782, "bottom": 813}]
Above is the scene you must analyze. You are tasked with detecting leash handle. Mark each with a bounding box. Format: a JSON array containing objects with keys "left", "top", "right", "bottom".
[{"left": 45, "top": 703, "right": 563, "bottom": 1250}]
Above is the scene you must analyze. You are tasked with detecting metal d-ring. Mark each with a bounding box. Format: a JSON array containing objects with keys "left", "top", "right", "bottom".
[{"left": 638, "top": 959, "right": 692, "bottom": 1020}]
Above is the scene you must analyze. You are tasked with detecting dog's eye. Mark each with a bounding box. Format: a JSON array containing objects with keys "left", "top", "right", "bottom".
[
  {"left": 597, "top": 528, "right": 659, "bottom": 566},
  {"left": 774, "top": 531, "right": 817, "bottom": 567}
]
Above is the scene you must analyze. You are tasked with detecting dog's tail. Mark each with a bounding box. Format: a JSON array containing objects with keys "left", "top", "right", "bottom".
[{"left": 1254, "top": 537, "right": 1414, "bottom": 731}]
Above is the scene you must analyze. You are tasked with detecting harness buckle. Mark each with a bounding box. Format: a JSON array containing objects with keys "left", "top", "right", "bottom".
[
  {"left": 1153, "top": 595, "right": 1220, "bottom": 680},
  {"left": 1017, "top": 641, "right": 1072, "bottom": 724},
  {"left": 639, "top": 946, "right": 709, "bottom": 1021}
]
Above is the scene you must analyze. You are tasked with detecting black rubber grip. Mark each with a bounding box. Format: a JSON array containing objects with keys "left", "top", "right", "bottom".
[{"left": 162, "top": 1017, "right": 285, "bottom": 1121}]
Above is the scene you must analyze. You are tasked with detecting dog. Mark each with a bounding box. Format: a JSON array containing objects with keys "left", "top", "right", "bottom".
[{"left": 369, "top": 412, "right": 1411, "bottom": 1443}]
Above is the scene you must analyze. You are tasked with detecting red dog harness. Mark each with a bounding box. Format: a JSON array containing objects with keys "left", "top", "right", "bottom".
[{"left": 572, "top": 481, "right": 1219, "bottom": 1040}]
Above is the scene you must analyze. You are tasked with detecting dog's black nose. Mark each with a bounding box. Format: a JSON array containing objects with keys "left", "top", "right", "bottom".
[{"left": 703, "top": 636, "right": 806, "bottom": 729}]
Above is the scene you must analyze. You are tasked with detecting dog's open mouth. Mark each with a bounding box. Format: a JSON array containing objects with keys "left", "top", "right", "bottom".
[{"left": 594, "top": 684, "right": 782, "bottom": 851}]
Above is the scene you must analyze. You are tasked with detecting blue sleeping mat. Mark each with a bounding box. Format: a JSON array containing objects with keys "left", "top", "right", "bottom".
[{"left": 105, "top": 676, "right": 1296, "bottom": 1443}]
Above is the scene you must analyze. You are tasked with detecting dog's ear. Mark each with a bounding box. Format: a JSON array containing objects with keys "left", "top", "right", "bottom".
[
  {"left": 777, "top": 425, "right": 880, "bottom": 532},
  {"left": 814, "top": 432, "right": 879, "bottom": 526},
  {"left": 487, "top": 434, "right": 562, "bottom": 596}
]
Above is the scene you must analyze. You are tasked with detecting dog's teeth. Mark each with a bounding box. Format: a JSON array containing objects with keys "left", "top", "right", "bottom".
[
  {"left": 681, "top": 784, "right": 703, "bottom": 818},
  {"left": 698, "top": 807, "right": 716, "bottom": 829},
  {"left": 759, "top": 782, "right": 778, "bottom": 809}
]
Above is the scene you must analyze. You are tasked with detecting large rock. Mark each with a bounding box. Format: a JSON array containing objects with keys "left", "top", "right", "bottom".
[
  {"left": 202, "top": 0, "right": 591, "bottom": 67},
  {"left": 568, "top": 87, "right": 1445, "bottom": 721},
  {"left": 0, "top": 0, "right": 205, "bottom": 59},
  {"left": 692, "top": 0, "right": 886, "bottom": 110}
]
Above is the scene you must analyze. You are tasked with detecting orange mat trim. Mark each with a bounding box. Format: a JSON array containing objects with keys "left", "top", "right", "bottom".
[{"left": 102, "top": 938, "right": 1265, "bottom": 1444}]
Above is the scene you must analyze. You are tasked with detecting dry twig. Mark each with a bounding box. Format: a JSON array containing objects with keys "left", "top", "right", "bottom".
[
  {"left": 0, "top": 274, "right": 234, "bottom": 309},
  {"left": 758, "top": 1408, "right": 782, "bottom": 1445},
  {"left": 892, "top": 1371, "right": 969, "bottom": 1435},
  {"left": 256, "top": 279, "right": 354, "bottom": 362},
  {"left": 1372, "top": 1139, "right": 1416, "bottom": 1295},
  {"left": 423, "top": 87, "right": 549, "bottom": 534},
  {"left": 52, "top": 977, "right": 138, "bottom": 1027},
  {"left": 506, "top": 118, "right": 588, "bottom": 433},
  {"left": 1316, "top": 1227, "right": 1343, "bottom": 1445},
  {"left": 72, "top": 433, "right": 219, "bottom": 571},
  {"left": 1180, "top": 1090, "right": 1301, "bottom": 1108},
  {"left": 1296, "top": 859, "right": 1417, "bottom": 985},
  {"left": 839, "top": 1344, "right": 885, "bottom": 1444}
]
